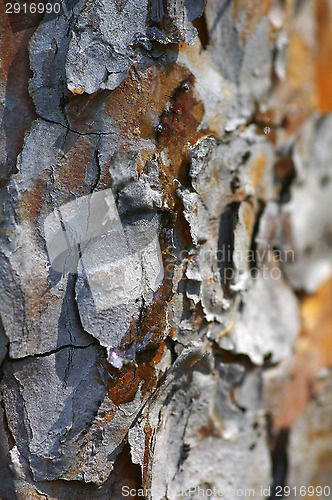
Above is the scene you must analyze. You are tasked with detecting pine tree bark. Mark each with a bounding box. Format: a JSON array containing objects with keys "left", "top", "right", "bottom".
[{"left": 0, "top": 1, "right": 332, "bottom": 499}]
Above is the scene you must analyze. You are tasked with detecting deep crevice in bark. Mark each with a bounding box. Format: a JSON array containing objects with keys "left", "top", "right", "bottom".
[
  {"left": 192, "top": 11, "right": 210, "bottom": 50},
  {"left": 269, "top": 427, "right": 290, "bottom": 499},
  {"left": 218, "top": 202, "right": 240, "bottom": 299}
]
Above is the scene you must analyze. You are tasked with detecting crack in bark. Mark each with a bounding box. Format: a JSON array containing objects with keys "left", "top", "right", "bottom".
[
  {"left": 7, "top": 342, "right": 96, "bottom": 363},
  {"left": 34, "top": 488, "right": 49, "bottom": 500},
  {"left": 174, "top": 399, "right": 192, "bottom": 478},
  {"left": 91, "top": 140, "right": 102, "bottom": 193},
  {"left": 39, "top": 115, "right": 118, "bottom": 138},
  {"left": 268, "top": 425, "right": 290, "bottom": 500}
]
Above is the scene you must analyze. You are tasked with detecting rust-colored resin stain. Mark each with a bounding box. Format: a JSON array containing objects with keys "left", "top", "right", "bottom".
[
  {"left": 79, "top": 60, "right": 210, "bottom": 412},
  {"left": 315, "top": 0, "right": 332, "bottom": 113},
  {"left": 156, "top": 73, "right": 204, "bottom": 179},
  {"left": 19, "top": 174, "right": 47, "bottom": 223},
  {"left": 103, "top": 62, "right": 193, "bottom": 141},
  {"left": 250, "top": 152, "right": 267, "bottom": 190},
  {"left": 0, "top": 4, "right": 38, "bottom": 186},
  {"left": 56, "top": 135, "right": 94, "bottom": 196},
  {"left": 105, "top": 338, "right": 168, "bottom": 408},
  {"left": 142, "top": 420, "right": 153, "bottom": 487},
  {"left": 233, "top": 0, "right": 269, "bottom": 39},
  {"left": 198, "top": 418, "right": 223, "bottom": 439},
  {"left": 270, "top": 277, "right": 332, "bottom": 431}
]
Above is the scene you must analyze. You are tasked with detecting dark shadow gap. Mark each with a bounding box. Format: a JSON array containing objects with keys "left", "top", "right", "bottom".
[
  {"left": 192, "top": 11, "right": 210, "bottom": 49},
  {"left": 269, "top": 426, "right": 289, "bottom": 499},
  {"left": 218, "top": 202, "right": 240, "bottom": 299}
]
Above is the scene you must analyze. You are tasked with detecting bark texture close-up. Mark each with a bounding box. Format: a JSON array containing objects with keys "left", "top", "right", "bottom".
[{"left": 0, "top": 0, "right": 332, "bottom": 499}]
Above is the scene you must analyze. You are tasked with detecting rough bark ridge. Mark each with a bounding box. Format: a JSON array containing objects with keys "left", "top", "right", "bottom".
[{"left": 0, "top": 0, "right": 332, "bottom": 498}]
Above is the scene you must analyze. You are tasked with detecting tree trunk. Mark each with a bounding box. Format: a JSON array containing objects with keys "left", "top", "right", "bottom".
[{"left": 1, "top": 0, "right": 332, "bottom": 498}]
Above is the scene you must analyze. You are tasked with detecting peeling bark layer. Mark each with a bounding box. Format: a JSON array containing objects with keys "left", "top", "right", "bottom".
[{"left": 0, "top": 0, "right": 332, "bottom": 499}]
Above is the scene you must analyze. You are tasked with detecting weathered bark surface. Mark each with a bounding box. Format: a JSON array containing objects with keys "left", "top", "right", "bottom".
[{"left": 0, "top": 0, "right": 332, "bottom": 499}]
